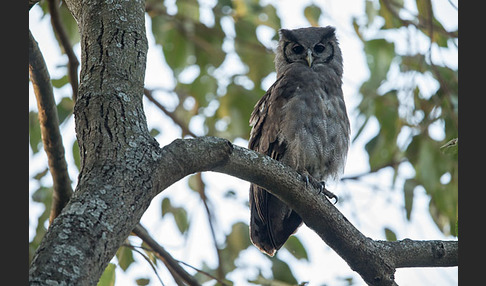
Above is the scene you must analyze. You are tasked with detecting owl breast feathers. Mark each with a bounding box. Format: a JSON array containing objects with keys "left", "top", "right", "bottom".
[{"left": 248, "top": 26, "right": 350, "bottom": 256}]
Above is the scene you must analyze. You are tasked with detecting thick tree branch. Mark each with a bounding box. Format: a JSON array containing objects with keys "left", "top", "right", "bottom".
[
  {"left": 152, "top": 137, "right": 458, "bottom": 286},
  {"left": 375, "top": 239, "right": 458, "bottom": 268},
  {"left": 29, "top": 30, "right": 73, "bottom": 224}
]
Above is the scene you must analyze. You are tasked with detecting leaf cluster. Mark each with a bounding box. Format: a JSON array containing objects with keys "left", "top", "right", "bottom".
[{"left": 352, "top": 0, "right": 458, "bottom": 236}]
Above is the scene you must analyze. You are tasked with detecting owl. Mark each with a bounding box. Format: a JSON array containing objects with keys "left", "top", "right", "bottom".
[{"left": 248, "top": 26, "right": 350, "bottom": 256}]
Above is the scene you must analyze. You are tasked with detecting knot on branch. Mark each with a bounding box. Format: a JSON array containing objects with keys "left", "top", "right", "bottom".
[{"left": 432, "top": 241, "right": 446, "bottom": 259}]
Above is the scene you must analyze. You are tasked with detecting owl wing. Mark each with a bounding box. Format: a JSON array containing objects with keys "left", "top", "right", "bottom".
[{"left": 248, "top": 74, "right": 303, "bottom": 256}]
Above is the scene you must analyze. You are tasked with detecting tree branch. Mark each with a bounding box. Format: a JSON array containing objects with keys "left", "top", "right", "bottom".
[
  {"left": 29, "top": 29, "right": 73, "bottom": 224},
  {"left": 152, "top": 137, "right": 458, "bottom": 286},
  {"left": 132, "top": 224, "right": 201, "bottom": 286},
  {"left": 143, "top": 88, "right": 197, "bottom": 138},
  {"left": 47, "top": 0, "right": 80, "bottom": 102}
]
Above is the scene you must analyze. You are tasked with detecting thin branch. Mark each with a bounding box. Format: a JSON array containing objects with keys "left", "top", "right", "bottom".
[
  {"left": 193, "top": 173, "right": 225, "bottom": 281},
  {"left": 29, "top": 0, "right": 40, "bottom": 10},
  {"left": 124, "top": 243, "right": 166, "bottom": 286},
  {"left": 29, "top": 30, "right": 73, "bottom": 224},
  {"left": 47, "top": 0, "right": 80, "bottom": 102},
  {"left": 132, "top": 224, "right": 201, "bottom": 286},
  {"left": 143, "top": 88, "right": 197, "bottom": 138}
]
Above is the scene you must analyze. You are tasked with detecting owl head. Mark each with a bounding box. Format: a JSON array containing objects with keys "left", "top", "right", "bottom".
[{"left": 274, "top": 26, "right": 343, "bottom": 78}]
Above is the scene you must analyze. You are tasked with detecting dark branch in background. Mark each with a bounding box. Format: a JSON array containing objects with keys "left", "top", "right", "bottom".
[
  {"left": 47, "top": 0, "right": 80, "bottom": 102},
  {"left": 144, "top": 88, "right": 198, "bottom": 138},
  {"left": 193, "top": 173, "right": 225, "bottom": 281},
  {"left": 132, "top": 224, "right": 201, "bottom": 286},
  {"left": 29, "top": 30, "right": 73, "bottom": 224},
  {"left": 29, "top": 0, "right": 40, "bottom": 10},
  {"left": 133, "top": 223, "right": 231, "bottom": 286}
]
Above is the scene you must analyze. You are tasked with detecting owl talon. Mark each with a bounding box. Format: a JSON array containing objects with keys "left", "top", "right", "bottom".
[
  {"left": 301, "top": 174, "right": 338, "bottom": 204},
  {"left": 318, "top": 182, "right": 338, "bottom": 205}
]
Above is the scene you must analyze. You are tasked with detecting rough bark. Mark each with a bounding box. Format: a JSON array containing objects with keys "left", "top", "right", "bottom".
[
  {"left": 29, "top": 1, "right": 457, "bottom": 285},
  {"left": 29, "top": 0, "right": 157, "bottom": 284}
]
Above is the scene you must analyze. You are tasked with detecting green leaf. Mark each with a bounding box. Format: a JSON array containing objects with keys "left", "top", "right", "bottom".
[
  {"left": 193, "top": 22, "right": 226, "bottom": 69},
  {"left": 177, "top": 0, "right": 199, "bottom": 22},
  {"left": 97, "top": 263, "right": 116, "bottom": 286},
  {"left": 364, "top": 91, "right": 401, "bottom": 170},
  {"left": 51, "top": 75, "right": 69, "bottom": 89},
  {"left": 135, "top": 278, "right": 150, "bottom": 285},
  {"left": 160, "top": 197, "right": 189, "bottom": 234},
  {"left": 378, "top": 0, "right": 403, "bottom": 29},
  {"left": 116, "top": 245, "right": 135, "bottom": 271},
  {"left": 270, "top": 257, "right": 298, "bottom": 285},
  {"left": 161, "top": 197, "right": 171, "bottom": 217},
  {"left": 29, "top": 111, "right": 42, "bottom": 154},
  {"left": 363, "top": 38, "right": 395, "bottom": 87},
  {"left": 72, "top": 140, "right": 81, "bottom": 172},
  {"left": 149, "top": 128, "right": 160, "bottom": 138},
  {"left": 56, "top": 97, "right": 74, "bottom": 125},
  {"left": 220, "top": 221, "right": 251, "bottom": 273},
  {"left": 365, "top": 0, "right": 377, "bottom": 25},
  {"left": 384, "top": 227, "right": 397, "bottom": 241},
  {"left": 173, "top": 207, "right": 189, "bottom": 234},
  {"left": 234, "top": 20, "right": 274, "bottom": 84},
  {"left": 304, "top": 5, "right": 322, "bottom": 27},
  {"left": 403, "top": 179, "right": 417, "bottom": 220},
  {"left": 33, "top": 168, "right": 49, "bottom": 181},
  {"left": 151, "top": 16, "right": 193, "bottom": 76},
  {"left": 283, "top": 236, "right": 308, "bottom": 261}
]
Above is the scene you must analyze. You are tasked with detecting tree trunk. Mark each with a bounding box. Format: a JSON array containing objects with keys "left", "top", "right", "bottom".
[{"left": 29, "top": 0, "right": 160, "bottom": 284}]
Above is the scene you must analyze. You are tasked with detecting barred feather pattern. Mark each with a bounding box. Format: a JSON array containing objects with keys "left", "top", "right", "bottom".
[{"left": 248, "top": 26, "right": 350, "bottom": 256}]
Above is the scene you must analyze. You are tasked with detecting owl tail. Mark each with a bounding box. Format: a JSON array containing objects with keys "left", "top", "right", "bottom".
[{"left": 249, "top": 184, "right": 303, "bottom": 256}]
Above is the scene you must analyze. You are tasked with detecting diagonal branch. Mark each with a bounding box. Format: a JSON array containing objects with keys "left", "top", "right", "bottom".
[
  {"left": 143, "top": 88, "right": 197, "bottom": 138},
  {"left": 132, "top": 224, "right": 201, "bottom": 286},
  {"left": 47, "top": 0, "right": 80, "bottom": 102},
  {"left": 154, "top": 137, "right": 458, "bottom": 286},
  {"left": 193, "top": 173, "right": 225, "bottom": 281},
  {"left": 29, "top": 30, "right": 73, "bottom": 224}
]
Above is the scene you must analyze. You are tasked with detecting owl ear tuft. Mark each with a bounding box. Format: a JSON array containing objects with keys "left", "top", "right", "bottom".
[
  {"left": 322, "top": 26, "right": 336, "bottom": 39},
  {"left": 279, "top": 29, "right": 298, "bottom": 42}
]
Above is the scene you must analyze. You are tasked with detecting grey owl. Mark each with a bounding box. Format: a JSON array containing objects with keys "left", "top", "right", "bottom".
[{"left": 248, "top": 26, "right": 350, "bottom": 256}]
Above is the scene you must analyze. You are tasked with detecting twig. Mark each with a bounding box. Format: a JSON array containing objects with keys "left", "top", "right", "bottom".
[
  {"left": 193, "top": 173, "right": 225, "bottom": 281},
  {"left": 29, "top": 30, "right": 73, "bottom": 224},
  {"left": 29, "top": 0, "right": 40, "bottom": 10},
  {"left": 124, "top": 243, "right": 166, "bottom": 286},
  {"left": 143, "top": 88, "right": 198, "bottom": 138},
  {"left": 132, "top": 224, "right": 201, "bottom": 286},
  {"left": 47, "top": 0, "right": 80, "bottom": 102}
]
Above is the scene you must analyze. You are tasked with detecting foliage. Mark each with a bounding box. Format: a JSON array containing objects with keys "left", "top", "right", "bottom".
[
  {"left": 29, "top": 0, "right": 457, "bottom": 285},
  {"left": 353, "top": 0, "right": 458, "bottom": 236}
]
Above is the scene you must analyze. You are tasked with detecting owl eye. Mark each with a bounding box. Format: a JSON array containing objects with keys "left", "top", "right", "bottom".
[
  {"left": 314, "top": 44, "right": 326, "bottom": 53},
  {"left": 292, "top": 45, "right": 305, "bottom": 54}
]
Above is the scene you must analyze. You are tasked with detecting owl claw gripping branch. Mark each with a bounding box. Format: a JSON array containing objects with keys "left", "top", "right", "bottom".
[
  {"left": 248, "top": 26, "right": 350, "bottom": 256},
  {"left": 302, "top": 172, "right": 339, "bottom": 205}
]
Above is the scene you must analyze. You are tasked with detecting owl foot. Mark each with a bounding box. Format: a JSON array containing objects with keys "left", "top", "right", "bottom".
[
  {"left": 301, "top": 173, "right": 338, "bottom": 204},
  {"left": 317, "top": 181, "right": 338, "bottom": 205}
]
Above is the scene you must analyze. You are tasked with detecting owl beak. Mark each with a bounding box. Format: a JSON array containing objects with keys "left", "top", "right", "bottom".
[{"left": 306, "top": 49, "right": 313, "bottom": 67}]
